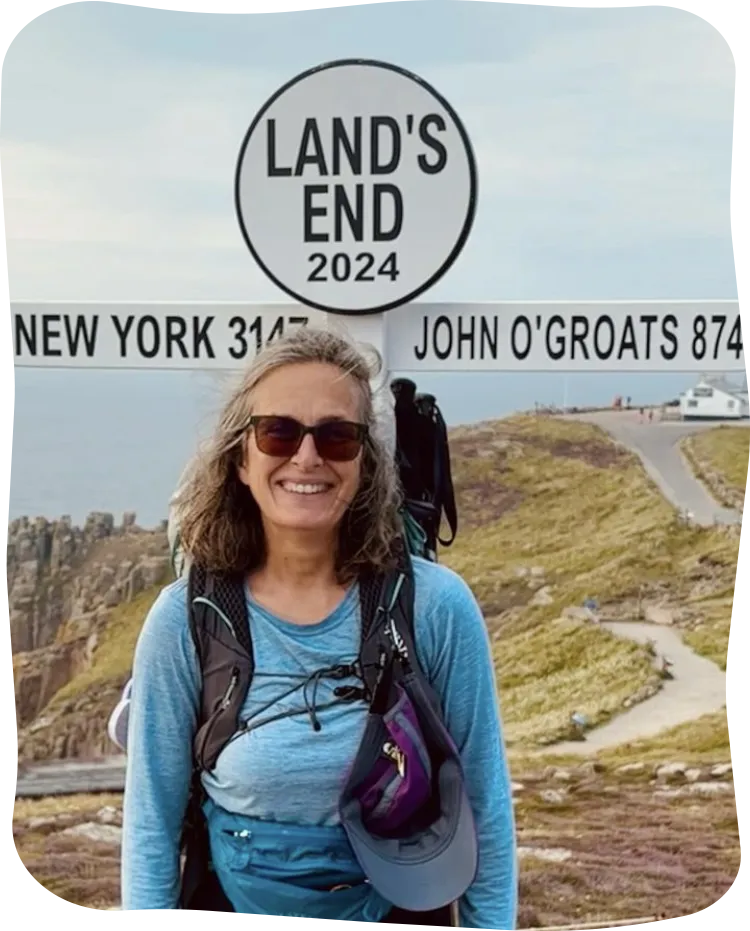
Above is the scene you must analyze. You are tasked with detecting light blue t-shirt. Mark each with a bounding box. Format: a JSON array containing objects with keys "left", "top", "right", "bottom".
[{"left": 121, "top": 557, "right": 518, "bottom": 927}]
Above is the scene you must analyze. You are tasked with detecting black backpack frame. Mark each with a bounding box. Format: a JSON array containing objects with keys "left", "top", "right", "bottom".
[{"left": 177, "top": 545, "right": 455, "bottom": 925}]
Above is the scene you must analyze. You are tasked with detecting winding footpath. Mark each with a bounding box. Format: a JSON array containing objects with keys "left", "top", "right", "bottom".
[
  {"left": 15, "top": 413, "right": 742, "bottom": 795},
  {"left": 565, "top": 410, "right": 745, "bottom": 526}
]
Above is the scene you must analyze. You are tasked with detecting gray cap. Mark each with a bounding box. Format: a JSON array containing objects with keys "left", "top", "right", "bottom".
[{"left": 339, "top": 672, "right": 478, "bottom": 912}]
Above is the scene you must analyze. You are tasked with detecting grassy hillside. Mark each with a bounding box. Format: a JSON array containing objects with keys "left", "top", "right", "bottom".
[
  {"left": 682, "top": 425, "right": 749, "bottom": 511},
  {"left": 15, "top": 415, "right": 739, "bottom": 757},
  {"left": 440, "top": 416, "right": 739, "bottom": 747}
]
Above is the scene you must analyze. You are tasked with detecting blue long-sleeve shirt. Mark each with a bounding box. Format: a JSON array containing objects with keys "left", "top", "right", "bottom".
[{"left": 121, "top": 556, "right": 517, "bottom": 927}]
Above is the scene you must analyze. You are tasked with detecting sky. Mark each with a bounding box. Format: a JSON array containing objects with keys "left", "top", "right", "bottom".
[{"left": 0, "top": 0, "right": 741, "bottom": 415}]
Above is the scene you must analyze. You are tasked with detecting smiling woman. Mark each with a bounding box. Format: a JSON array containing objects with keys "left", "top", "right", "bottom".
[{"left": 120, "top": 326, "right": 517, "bottom": 927}]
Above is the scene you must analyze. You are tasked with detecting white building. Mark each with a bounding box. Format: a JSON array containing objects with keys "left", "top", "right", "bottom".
[{"left": 679, "top": 376, "right": 749, "bottom": 421}]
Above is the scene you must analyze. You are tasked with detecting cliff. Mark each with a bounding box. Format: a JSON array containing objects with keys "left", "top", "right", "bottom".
[{"left": 10, "top": 511, "right": 171, "bottom": 758}]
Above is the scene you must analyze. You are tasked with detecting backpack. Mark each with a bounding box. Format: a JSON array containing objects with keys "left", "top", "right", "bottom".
[
  {"left": 391, "top": 379, "right": 457, "bottom": 561},
  {"left": 111, "top": 380, "right": 466, "bottom": 919}
]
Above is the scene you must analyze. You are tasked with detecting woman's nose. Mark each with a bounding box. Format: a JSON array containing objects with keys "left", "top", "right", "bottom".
[{"left": 292, "top": 432, "right": 323, "bottom": 465}]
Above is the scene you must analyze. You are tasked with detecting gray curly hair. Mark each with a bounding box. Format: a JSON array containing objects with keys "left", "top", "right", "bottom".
[{"left": 172, "top": 326, "right": 404, "bottom": 583}]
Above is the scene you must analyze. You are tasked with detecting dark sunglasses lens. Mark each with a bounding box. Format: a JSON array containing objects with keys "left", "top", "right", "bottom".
[
  {"left": 254, "top": 417, "right": 301, "bottom": 456},
  {"left": 316, "top": 422, "right": 364, "bottom": 461}
]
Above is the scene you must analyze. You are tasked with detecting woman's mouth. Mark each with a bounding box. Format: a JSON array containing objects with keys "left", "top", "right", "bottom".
[{"left": 278, "top": 480, "right": 333, "bottom": 496}]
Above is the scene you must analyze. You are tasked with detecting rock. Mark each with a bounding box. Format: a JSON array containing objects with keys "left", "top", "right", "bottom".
[
  {"left": 511, "top": 782, "right": 525, "bottom": 793},
  {"left": 688, "top": 781, "right": 734, "bottom": 797},
  {"left": 517, "top": 846, "right": 573, "bottom": 863},
  {"left": 577, "top": 761, "right": 606, "bottom": 777},
  {"left": 514, "top": 567, "right": 530, "bottom": 579},
  {"left": 540, "top": 789, "right": 567, "bottom": 804},
  {"left": 8, "top": 510, "right": 168, "bottom": 655},
  {"left": 685, "top": 768, "right": 703, "bottom": 783},
  {"left": 530, "top": 567, "right": 545, "bottom": 578},
  {"left": 61, "top": 822, "right": 122, "bottom": 845},
  {"left": 616, "top": 762, "right": 646, "bottom": 776},
  {"left": 26, "top": 816, "right": 59, "bottom": 831},
  {"left": 531, "top": 586, "right": 554, "bottom": 607},
  {"left": 96, "top": 806, "right": 122, "bottom": 826},
  {"left": 711, "top": 763, "right": 732, "bottom": 779},
  {"left": 655, "top": 762, "right": 688, "bottom": 782},
  {"left": 644, "top": 605, "right": 675, "bottom": 626},
  {"left": 551, "top": 769, "right": 574, "bottom": 782}
]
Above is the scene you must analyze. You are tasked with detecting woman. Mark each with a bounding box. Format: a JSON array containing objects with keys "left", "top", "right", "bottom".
[{"left": 121, "top": 326, "right": 517, "bottom": 926}]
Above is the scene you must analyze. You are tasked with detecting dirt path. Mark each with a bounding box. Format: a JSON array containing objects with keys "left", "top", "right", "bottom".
[{"left": 551, "top": 621, "right": 727, "bottom": 754}]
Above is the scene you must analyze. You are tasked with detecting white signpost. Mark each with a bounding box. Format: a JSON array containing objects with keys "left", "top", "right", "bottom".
[
  {"left": 235, "top": 59, "right": 477, "bottom": 316},
  {"left": 10, "top": 58, "right": 744, "bottom": 381}
]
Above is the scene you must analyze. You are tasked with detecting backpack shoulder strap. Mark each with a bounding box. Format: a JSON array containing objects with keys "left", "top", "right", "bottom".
[
  {"left": 358, "top": 542, "right": 425, "bottom": 701},
  {"left": 188, "top": 565, "right": 254, "bottom": 773}
]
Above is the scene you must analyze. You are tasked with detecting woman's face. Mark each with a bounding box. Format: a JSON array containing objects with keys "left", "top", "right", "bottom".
[{"left": 237, "top": 361, "right": 365, "bottom": 536}]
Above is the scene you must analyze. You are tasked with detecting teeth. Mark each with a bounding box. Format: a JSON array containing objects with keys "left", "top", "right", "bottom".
[{"left": 281, "top": 482, "right": 329, "bottom": 495}]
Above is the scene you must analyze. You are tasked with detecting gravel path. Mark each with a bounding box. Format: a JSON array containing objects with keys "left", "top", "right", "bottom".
[{"left": 551, "top": 621, "right": 726, "bottom": 755}]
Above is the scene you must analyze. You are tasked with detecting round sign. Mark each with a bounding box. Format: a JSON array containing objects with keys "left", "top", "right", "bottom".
[{"left": 235, "top": 59, "right": 477, "bottom": 316}]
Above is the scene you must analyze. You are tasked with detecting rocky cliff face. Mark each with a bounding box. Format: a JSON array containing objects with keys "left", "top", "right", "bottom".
[{"left": 10, "top": 512, "right": 171, "bottom": 754}]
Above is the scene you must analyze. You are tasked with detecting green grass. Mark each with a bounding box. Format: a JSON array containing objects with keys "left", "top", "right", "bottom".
[
  {"left": 682, "top": 426, "right": 749, "bottom": 510},
  {"left": 51, "top": 584, "right": 166, "bottom": 706},
  {"left": 16, "top": 414, "right": 741, "bottom": 760},
  {"left": 440, "top": 415, "right": 739, "bottom": 748}
]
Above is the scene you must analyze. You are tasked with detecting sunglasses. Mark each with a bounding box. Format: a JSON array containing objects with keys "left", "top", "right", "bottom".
[{"left": 248, "top": 415, "right": 368, "bottom": 462}]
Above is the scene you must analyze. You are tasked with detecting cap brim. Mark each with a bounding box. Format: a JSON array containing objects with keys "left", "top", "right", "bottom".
[{"left": 341, "top": 758, "right": 478, "bottom": 912}]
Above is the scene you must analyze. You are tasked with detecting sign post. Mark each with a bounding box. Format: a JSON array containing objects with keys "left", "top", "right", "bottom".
[{"left": 10, "top": 59, "right": 744, "bottom": 382}]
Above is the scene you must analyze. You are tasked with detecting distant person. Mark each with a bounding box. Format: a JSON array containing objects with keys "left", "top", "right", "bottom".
[
  {"left": 120, "top": 327, "right": 517, "bottom": 927},
  {"left": 648, "top": 409, "right": 654, "bottom": 423}
]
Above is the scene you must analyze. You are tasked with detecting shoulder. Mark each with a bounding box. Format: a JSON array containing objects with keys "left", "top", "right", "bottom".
[
  {"left": 410, "top": 556, "right": 481, "bottom": 616},
  {"left": 407, "top": 558, "right": 491, "bottom": 685},
  {"left": 409, "top": 557, "right": 486, "bottom": 650},
  {"left": 135, "top": 577, "right": 191, "bottom": 651}
]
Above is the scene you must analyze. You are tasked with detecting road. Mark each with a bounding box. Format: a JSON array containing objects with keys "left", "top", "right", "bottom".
[
  {"left": 566, "top": 411, "right": 746, "bottom": 525},
  {"left": 551, "top": 621, "right": 727, "bottom": 755},
  {"left": 15, "top": 410, "right": 741, "bottom": 795}
]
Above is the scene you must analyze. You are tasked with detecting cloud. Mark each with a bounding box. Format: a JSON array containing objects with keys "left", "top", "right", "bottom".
[{"left": 0, "top": 2, "right": 737, "bottom": 301}]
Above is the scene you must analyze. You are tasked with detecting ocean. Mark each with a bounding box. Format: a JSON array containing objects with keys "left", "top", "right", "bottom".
[{"left": 8, "top": 368, "right": 695, "bottom": 528}]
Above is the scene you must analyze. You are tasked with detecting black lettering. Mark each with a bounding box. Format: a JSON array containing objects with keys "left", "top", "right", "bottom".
[
  {"left": 414, "top": 316, "right": 429, "bottom": 360},
  {"left": 432, "top": 316, "right": 453, "bottom": 360},
  {"left": 511, "top": 316, "right": 532, "bottom": 360},
  {"left": 42, "top": 315, "right": 62, "bottom": 357},
  {"left": 294, "top": 118, "right": 328, "bottom": 176},
  {"left": 661, "top": 314, "right": 678, "bottom": 361},
  {"left": 229, "top": 317, "right": 247, "bottom": 360},
  {"left": 332, "top": 117, "right": 362, "bottom": 175},
  {"left": 370, "top": 117, "right": 401, "bottom": 174},
  {"left": 417, "top": 114, "right": 447, "bottom": 174},
  {"left": 164, "top": 316, "right": 188, "bottom": 359},
  {"left": 14, "top": 315, "right": 36, "bottom": 356},
  {"left": 373, "top": 184, "right": 403, "bottom": 241},
  {"left": 193, "top": 316, "right": 215, "bottom": 358},
  {"left": 480, "top": 316, "right": 498, "bottom": 360},
  {"left": 571, "top": 316, "right": 590, "bottom": 360},
  {"left": 640, "top": 314, "right": 657, "bottom": 359},
  {"left": 618, "top": 315, "right": 638, "bottom": 359},
  {"left": 266, "top": 119, "right": 292, "bottom": 176},
  {"left": 111, "top": 315, "right": 135, "bottom": 358},
  {"left": 137, "top": 316, "right": 160, "bottom": 359},
  {"left": 334, "top": 184, "right": 364, "bottom": 242},
  {"left": 593, "top": 315, "right": 615, "bottom": 359},
  {"left": 63, "top": 314, "right": 98, "bottom": 357},
  {"left": 304, "top": 185, "right": 329, "bottom": 242},
  {"left": 546, "top": 315, "right": 566, "bottom": 361},
  {"left": 457, "top": 315, "right": 475, "bottom": 360}
]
